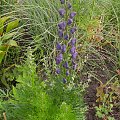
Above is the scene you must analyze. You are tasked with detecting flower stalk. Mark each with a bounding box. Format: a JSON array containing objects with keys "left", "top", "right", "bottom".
[{"left": 55, "top": 0, "right": 78, "bottom": 83}]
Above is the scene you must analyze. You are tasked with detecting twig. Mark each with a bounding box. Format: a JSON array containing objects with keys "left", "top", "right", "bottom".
[{"left": 3, "top": 112, "right": 7, "bottom": 120}]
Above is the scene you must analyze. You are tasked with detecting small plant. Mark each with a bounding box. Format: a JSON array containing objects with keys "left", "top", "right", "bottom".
[{"left": 95, "top": 77, "right": 120, "bottom": 120}]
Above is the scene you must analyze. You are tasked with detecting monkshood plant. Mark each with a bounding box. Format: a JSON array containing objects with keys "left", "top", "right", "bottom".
[{"left": 47, "top": 0, "right": 87, "bottom": 119}]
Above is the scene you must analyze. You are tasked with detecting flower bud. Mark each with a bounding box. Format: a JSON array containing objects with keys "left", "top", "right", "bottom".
[
  {"left": 70, "top": 38, "right": 76, "bottom": 46},
  {"left": 67, "top": 18, "right": 73, "bottom": 25},
  {"left": 64, "top": 34, "right": 69, "bottom": 40},
  {"left": 58, "top": 30, "right": 63, "bottom": 38},
  {"left": 70, "top": 27, "right": 77, "bottom": 34},
  {"left": 73, "top": 64, "right": 77, "bottom": 70},
  {"left": 67, "top": 2, "right": 72, "bottom": 9},
  {"left": 72, "top": 52, "right": 78, "bottom": 59},
  {"left": 66, "top": 70, "right": 69, "bottom": 76},
  {"left": 59, "top": 8, "right": 65, "bottom": 17},
  {"left": 58, "top": 22, "right": 66, "bottom": 30},
  {"left": 63, "top": 78, "right": 67, "bottom": 83},
  {"left": 56, "top": 53, "right": 63, "bottom": 64},
  {"left": 56, "top": 42, "right": 61, "bottom": 50},
  {"left": 63, "top": 61, "right": 69, "bottom": 69},
  {"left": 56, "top": 68, "right": 60, "bottom": 74},
  {"left": 70, "top": 12, "right": 76, "bottom": 18},
  {"left": 61, "top": 44, "right": 66, "bottom": 53},
  {"left": 60, "top": 0, "right": 65, "bottom": 4},
  {"left": 70, "top": 46, "right": 76, "bottom": 54}
]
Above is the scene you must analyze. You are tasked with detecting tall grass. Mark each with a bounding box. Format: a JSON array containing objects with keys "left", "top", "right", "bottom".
[
  {"left": 17, "top": 0, "right": 59, "bottom": 49},
  {"left": 71, "top": 0, "right": 120, "bottom": 78}
]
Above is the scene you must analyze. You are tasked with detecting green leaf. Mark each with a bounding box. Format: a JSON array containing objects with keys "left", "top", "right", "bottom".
[
  {"left": 0, "top": 40, "right": 2, "bottom": 45},
  {"left": 12, "top": 86, "right": 18, "bottom": 99},
  {"left": 0, "top": 45, "right": 8, "bottom": 51},
  {"left": 6, "top": 19, "right": 19, "bottom": 33},
  {"left": 1, "top": 32, "right": 17, "bottom": 41},
  {"left": 8, "top": 40, "right": 18, "bottom": 47},
  {"left": 0, "top": 16, "right": 10, "bottom": 35},
  {"left": 0, "top": 50, "right": 5, "bottom": 64}
]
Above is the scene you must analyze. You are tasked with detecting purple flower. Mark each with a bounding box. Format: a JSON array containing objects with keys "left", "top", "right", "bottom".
[
  {"left": 72, "top": 60, "right": 76, "bottom": 65},
  {"left": 72, "top": 60, "right": 77, "bottom": 70},
  {"left": 58, "top": 22, "right": 66, "bottom": 30},
  {"left": 70, "top": 12, "right": 76, "bottom": 18},
  {"left": 64, "top": 34, "right": 69, "bottom": 40},
  {"left": 67, "top": 3, "right": 72, "bottom": 9},
  {"left": 61, "top": 44, "right": 66, "bottom": 53},
  {"left": 56, "top": 42, "right": 61, "bottom": 50},
  {"left": 70, "top": 27, "right": 77, "bottom": 34},
  {"left": 63, "top": 78, "right": 67, "bottom": 83},
  {"left": 56, "top": 53, "right": 63, "bottom": 64},
  {"left": 70, "top": 46, "right": 76, "bottom": 54},
  {"left": 73, "top": 64, "right": 77, "bottom": 70},
  {"left": 59, "top": 8, "right": 65, "bottom": 17},
  {"left": 56, "top": 68, "right": 60, "bottom": 74},
  {"left": 70, "top": 38, "right": 76, "bottom": 46},
  {"left": 58, "top": 30, "right": 63, "bottom": 38},
  {"left": 60, "top": 0, "right": 65, "bottom": 4},
  {"left": 66, "top": 70, "right": 69, "bottom": 76},
  {"left": 67, "top": 18, "right": 73, "bottom": 25},
  {"left": 63, "top": 61, "right": 69, "bottom": 69},
  {"left": 72, "top": 52, "right": 78, "bottom": 59}
]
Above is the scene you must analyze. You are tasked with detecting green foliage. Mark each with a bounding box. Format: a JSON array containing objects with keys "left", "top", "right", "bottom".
[
  {"left": 0, "top": 16, "right": 19, "bottom": 88},
  {"left": 46, "top": 72, "right": 87, "bottom": 120},
  {"left": 55, "top": 102, "right": 76, "bottom": 120},
  {"left": 1, "top": 47, "right": 77, "bottom": 120},
  {"left": 0, "top": 0, "right": 17, "bottom": 14},
  {"left": 95, "top": 105, "right": 115, "bottom": 120},
  {"left": 0, "top": 16, "right": 19, "bottom": 64}
]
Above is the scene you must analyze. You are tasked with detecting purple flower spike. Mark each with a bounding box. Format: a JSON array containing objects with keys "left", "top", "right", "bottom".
[
  {"left": 61, "top": 44, "right": 66, "bottom": 53},
  {"left": 67, "top": 18, "right": 73, "bottom": 25},
  {"left": 70, "top": 38, "right": 76, "bottom": 46},
  {"left": 58, "top": 22, "right": 66, "bottom": 30},
  {"left": 58, "top": 30, "right": 63, "bottom": 38},
  {"left": 66, "top": 70, "right": 69, "bottom": 76},
  {"left": 72, "top": 52, "right": 78, "bottom": 59},
  {"left": 60, "top": 0, "right": 65, "bottom": 4},
  {"left": 67, "top": 3, "right": 72, "bottom": 9},
  {"left": 59, "top": 8, "right": 65, "bottom": 17},
  {"left": 70, "top": 12, "right": 76, "bottom": 18},
  {"left": 56, "top": 42, "right": 61, "bottom": 50},
  {"left": 70, "top": 27, "right": 77, "bottom": 34},
  {"left": 63, "top": 61, "right": 69, "bottom": 69},
  {"left": 70, "top": 46, "right": 76, "bottom": 54},
  {"left": 56, "top": 68, "right": 60, "bottom": 74},
  {"left": 56, "top": 53, "right": 63, "bottom": 64},
  {"left": 63, "top": 78, "right": 67, "bottom": 83},
  {"left": 64, "top": 34, "right": 69, "bottom": 40}
]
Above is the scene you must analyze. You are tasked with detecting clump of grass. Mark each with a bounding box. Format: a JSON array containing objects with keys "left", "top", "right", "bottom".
[{"left": 17, "top": 0, "right": 59, "bottom": 49}]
